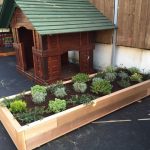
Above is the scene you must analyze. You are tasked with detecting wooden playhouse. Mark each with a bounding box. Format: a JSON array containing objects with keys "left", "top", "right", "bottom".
[{"left": 0, "top": 0, "right": 114, "bottom": 84}]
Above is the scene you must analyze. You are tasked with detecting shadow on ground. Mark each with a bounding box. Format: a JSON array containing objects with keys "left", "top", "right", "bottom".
[{"left": 0, "top": 56, "right": 150, "bottom": 150}]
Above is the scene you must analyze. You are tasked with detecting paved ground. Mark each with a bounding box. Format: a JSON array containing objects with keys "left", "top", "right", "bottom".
[{"left": 0, "top": 56, "right": 150, "bottom": 150}]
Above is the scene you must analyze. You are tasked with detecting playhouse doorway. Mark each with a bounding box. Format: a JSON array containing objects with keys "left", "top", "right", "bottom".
[
  {"left": 18, "top": 27, "right": 34, "bottom": 72},
  {"left": 61, "top": 51, "right": 80, "bottom": 79}
]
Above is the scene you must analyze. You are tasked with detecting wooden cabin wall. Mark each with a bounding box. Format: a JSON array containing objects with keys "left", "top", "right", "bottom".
[
  {"left": 90, "top": 0, "right": 114, "bottom": 44},
  {"left": 90, "top": 0, "right": 150, "bottom": 50}
]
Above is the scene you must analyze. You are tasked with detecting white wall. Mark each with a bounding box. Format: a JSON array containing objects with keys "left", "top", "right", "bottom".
[{"left": 93, "top": 44, "right": 150, "bottom": 73}]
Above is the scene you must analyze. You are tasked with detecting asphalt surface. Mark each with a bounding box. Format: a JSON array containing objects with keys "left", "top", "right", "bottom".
[{"left": 0, "top": 56, "right": 150, "bottom": 150}]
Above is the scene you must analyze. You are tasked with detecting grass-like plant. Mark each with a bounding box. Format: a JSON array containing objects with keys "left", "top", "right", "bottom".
[
  {"left": 104, "top": 72, "right": 116, "bottom": 82},
  {"left": 48, "top": 98, "right": 67, "bottom": 113},
  {"left": 31, "top": 85, "right": 47, "bottom": 104},
  {"left": 10, "top": 100, "right": 27, "bottom": 113},
  {"left": 118, "top": 71, "right": 129, "bottom": 79},
  {"left": 128, "top": 67, "right": 141, "bottom": 74},
  {"left": 130, "top": 73, "right": 143, "bottom": 82},
  {"left": 105, "top": 66, "right": 116, "bottom": 73},
  {"left": 91, "top": 79, "right": 112, "bottom": 95},
  {"left": 72, "top": 73, "right": 89, "bottom": 83},
  {"left": 73, "top": 82, "right": 87, "bottom": 93},
  {"left": 117, "top": 79, "right": 131, "bottom": 88}
]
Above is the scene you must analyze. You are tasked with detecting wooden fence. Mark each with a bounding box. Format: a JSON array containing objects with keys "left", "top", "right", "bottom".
[{"left": 90, "top": 0, "right": 150, "bottom": 50}]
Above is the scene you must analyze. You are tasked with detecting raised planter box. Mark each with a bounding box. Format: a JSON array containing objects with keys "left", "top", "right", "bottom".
[{"left": 0, "top": 80, "right": 150, "bottom": 150}]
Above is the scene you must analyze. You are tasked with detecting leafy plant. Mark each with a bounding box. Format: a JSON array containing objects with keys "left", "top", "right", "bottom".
[
  {"left": 10, "top": 100, "right": 27, "bottom": 113},
  {"left": 48, "top": 98, "right": 67, "bottom": 113},
  {"left": 72, "top": 73, "right": 89, "bottom": 83},
  {"left": 105, "top": 66, "right": 116, "bottom": 73},
  {"left": 104, "top": 72, "right": 116, "bottom": 82},
  {"left": 15, "top": 106, "right": 47, "bottom": 124},
  {"left": 73, "top": 82, "right": 87, "bottom": 93},
  {"left": 118, "top": 71, "right": 129, "bottom": 79},
  {"left": 54, "top": 87, "right": 67, "bottom": 98},
  {"left": 94, "top": 72, "right": 105, "bottom": 78},
  {"left": 128, "top": 67, "right": 141, "bottom": 74},
  {"left": 70, "top": 94, "right": 96, "bottom": 105},
  {"left": 92, "top": 77, "right": 103, "bottom": 82},
  {"left": 31, "top": 85, "right": 47, "bottom": 104},
  {"left": 130, "top": 73, "right": 143, "bottom": 82},
  {"left": 47, "top": 81, "right": 64, "bottom": 94},
  {"left": 117, "top": 79, "right": 131, "bottom": 88},
  {"left": 91, "top": 79, "right": 112, "bottom": 95}
]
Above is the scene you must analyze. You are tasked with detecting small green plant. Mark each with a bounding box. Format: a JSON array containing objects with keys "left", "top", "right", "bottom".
[
  {"left": 128, "top": 67, "right": 141, "bottom": 74},
  {"left": 92, "top": 77, "right": 103, "bottom": 82},
  {"left": 10, "top": 100, "right": 27, "bottom": 113},
  {"left": 117, "top": 79, "right": 131, "bottom": 88},
  {"left": 130, "top": 73, "right": 143, "bottom": 82},
  {"left": 31, "top": 85, "right": 47, "bottom": 104},
  {"left": 48, "top": 98, "right": 67, "bottom": 113},
  {"left": 47, "top": 81, "right": 64, "bottom": 94},
  {"left": 54, "top": 87, "right": 67, "bottom": 98},
  {"left": 15, "top": 106, "right": 47, "bottom": 124},
  {"left": 70, "top": 94, "right": 96, "bottom": 105},
  {"left": 73, "top": 82, "right": 87, "bottom": 93},
  {"left": 104, "top": 72, "right": 116, "bottom": 82},
  {"left": 91, "top": 79, "right": 112, "bottom": 95},
  {"left": 95, "top": 72, "right": 105, "bottom": 78},
  {"left": 105, "top": 66, "right": 116, "bottom": 73},
  {"left": 118, "top": 71, "right": 129, "bottom": 79},
  {"left": 72, "top": 73, "right": 89, "bottom": 83}
]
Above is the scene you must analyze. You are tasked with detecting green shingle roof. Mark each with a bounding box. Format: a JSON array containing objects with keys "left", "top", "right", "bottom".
[{"left": 0, "top": 0, "right": 114, "bottom": 35}]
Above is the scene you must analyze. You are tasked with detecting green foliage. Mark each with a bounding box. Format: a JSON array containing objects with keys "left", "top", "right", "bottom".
[
  {"left": 91, "top": 79, "right": 112, "bottom": 95},
  {"left": 73, "top": 82, "right": 87, "bottom": 93},
  {"left": 10, "top": 100, "right": 27, "bottom": 113},
  {"left": 48, "top": 98, "right": 67, "bottom": 113},
  {"left": 130, "top": 73, "right": 143, "bottom": 82},
  {"left": 118, "top": 71, "right": 129, "bottom": 79},
  {"left": 31, "top": 85, "right": 47, "bottom": 104},
  {"left": 128, "top": 67, "right": 141, "bottom": 74},
  {"left": 70, "top": 94, "right": 96, "bottom": 105},
  {"left": 72, "top": 73, "right": 89, "bottom": 83},
  {"left": 15, "top": 106, "right": 47, "bottom": 124},
  {"left": 105, "top": 66, "right": 116, "bottom": 73},
  {"left": 104, "top": 72, "right": 116, "bottom": 82},
  {"left": 117, "top": 79, "right": 131, "bottom": 88},
  {"left": 54, "top": 87, "right": 67, "bottom": 98},
  {"left": 47, "top": 81, "right": 64, "bottom": 94},
  {"left": 95, "top": 72, "right": 105, "bottom": 78},
  {"left": 92, "top": 77, "right": 103, "bottom": 82}
]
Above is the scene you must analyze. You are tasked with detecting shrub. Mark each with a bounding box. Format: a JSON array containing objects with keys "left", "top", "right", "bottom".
[
  {"left": 130, "top": 73, "right": 143, "bottom": 82},
  {"left": 92, "top": 77, "right": 103, "bottom": 82},
  {"left": 118, "top": 71, "right": 129, "bottom": 79},
  {"left": 31, "top": 85, "right": 47, "bottom": 104},
  {"left": 105, "top": 66, "right": 116, "bottom": 73},
  {"left": 70, "top": 94, "right": 96, "bottom": 105},
  {"left": 91, "top": 79, "right": 112, "bottom": 95},
  {"left": 10, "top": 100, "right": 27, "bottom": 113},
  {"left": 72, "top": 73, "right": 89, "bottom": 83},
  {"left": 48, "top": 98, "right": 67, "bottom": 113},
  {"left": 54, "top": 87, "right": 67, "bottom": 98},
  {"left": 15, "top": 106, "right": 47, "bottom": 124},
  {"left": 95, "top": 72, "right": 105, "bottom": 78},
  {"left": 117, "top": 79, "right": 131, "bottom": 88},
  {"left": 128, "top": 67, "right": 141, "bottom": 74},
  {"left": 73, "top": 82, "right": 87, "bottom": 93},
  {"left": 47, "top": 81, "right": 64, "bottom": 94},
  {"left": 104, "top": 72, "right": 116, "bottom": 82}
]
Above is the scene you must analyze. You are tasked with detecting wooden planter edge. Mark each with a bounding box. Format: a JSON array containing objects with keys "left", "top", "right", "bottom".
[{"left": 0, "top": 80, "right": 150, "bottom": 150}]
